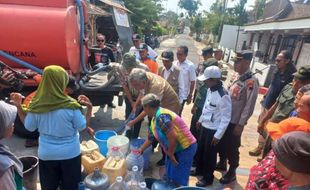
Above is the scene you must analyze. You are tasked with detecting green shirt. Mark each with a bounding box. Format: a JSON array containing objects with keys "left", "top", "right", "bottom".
[
  {"left": 194, "top": 84, "right": 208, "bottom": 110},
  {"left": 271, "top": 83, "right": 295, "bottom": 123}
]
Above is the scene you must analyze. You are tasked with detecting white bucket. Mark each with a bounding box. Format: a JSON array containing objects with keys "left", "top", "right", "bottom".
[{"left": 107, "top": 135, "right": 130, "bottom": 156}]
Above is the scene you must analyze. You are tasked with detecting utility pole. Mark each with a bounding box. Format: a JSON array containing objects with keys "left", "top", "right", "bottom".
[{"left": 217, "top": 0, "right": 228, "bottom": 42}]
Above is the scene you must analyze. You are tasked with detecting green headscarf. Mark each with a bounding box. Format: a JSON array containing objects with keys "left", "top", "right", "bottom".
[{"left": 27, "top": 65, "right": 81, "bottom": 113}]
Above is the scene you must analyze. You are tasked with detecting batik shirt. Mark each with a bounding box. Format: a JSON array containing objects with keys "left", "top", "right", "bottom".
[{"left": 148, "top": 108, "right": 196, "bottom": 153}]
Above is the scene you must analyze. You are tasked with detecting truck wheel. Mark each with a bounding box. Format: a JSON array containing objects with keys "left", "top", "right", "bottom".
[{"left": 13, "top": 116, "right": 39, "bottom": 139}]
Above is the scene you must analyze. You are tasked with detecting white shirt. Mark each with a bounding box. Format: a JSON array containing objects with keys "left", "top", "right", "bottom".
[
  {"left": 174, "top": 59, "right": 196, "bottom": 100},
  {"left": 129, "top": 45, "right": 158, "bottom": 60},
  {"left": 162, "top": 65, "right": 186, "bottom": 103},
  {"left": 198, "top": 85, "right": 232, "bottom": 139}
]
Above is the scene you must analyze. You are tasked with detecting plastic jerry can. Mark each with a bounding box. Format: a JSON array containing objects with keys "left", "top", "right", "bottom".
[
  {"left": 82, "top": 150, "right": 106, "bottom": 174},
  {"left": 102, "top": 156, "right": 127, "bottom": 184},
  {"left": 81, "top": 140, "right": 99, "bottom": 155}
]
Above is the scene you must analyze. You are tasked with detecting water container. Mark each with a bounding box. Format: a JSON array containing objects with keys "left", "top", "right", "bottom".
[
  {"left": 130, "top": 138, "right": 152, "bottom": 170},
  {"left": 84, "top": 168, "right": 110, "bottom": 190},
  {"left": 108, "top": 176, "right": 129, "bottom": 190},
  {"left": 19, "top": 156, "right": 39, "bottom": 190},
  {"left": 103, "top": 156, "right": 127, "bottom": 184},
  {"left": 139, "top": 182, "right": 150, "bottom": 190},
  {"left": 172, "top": 187, "right": 207, "bottom": 190},
  {"left": 151, "top": 180, "right": 177, "bottom": 190},
  {"left": 126, "top": 148, "right": 144, "bottom": 172},
  {"left": 107, "top": 135, "right": 130, "bottom": 156},
  {"left": 0, "top": 0, "right": 86, "bottom": 74},
  {"left": 78, "top": 182, "right": 91, "bottom": 190},
  {"left": 107, "top": 147, "right": 125, "bottom": 159},
  {"left": 81, "top": 150, "right": 106, "bottom": 174},
  {"left": 81, "top": 140, "right": 99, "bottom": 155},
  {"left": 125, "top": 166, "right": 145, "bottom": 190},
  {"left": 94, "top": 130, "right": 117, "bottom": 156}
]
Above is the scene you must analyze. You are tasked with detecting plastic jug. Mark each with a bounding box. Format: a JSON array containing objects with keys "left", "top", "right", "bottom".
[
  {"left": 81, "top": 140, "right": 99, "bottom": 154},
  {"left": 82, "top": 150, "right": 106, "bottom": 174},
  {"left": 103, "top": 156, "right": 126, "bottom": 184},
  {"left": 84, "top": 168, "right": 110, "bottom": 190},
  {"left": 125, "top": 166, "right": 145, "bottom": 190},
  {"left": 79, "top": 182, "right": 91, "bottom": 190},
  {"left": 108, "top": 176, "right": 129, "bottom": 190},
  {"left": 126, "top": 149, "right": 144, "bottom": 172},
  {"left": 151, "top": 180, "right": 177, "bottom": 190},
  {"left": 139, "top": 182, "right": 149, "bottom": 190},
  {"left": 107, "top": 146, "right": 125, "bottom": 159}
]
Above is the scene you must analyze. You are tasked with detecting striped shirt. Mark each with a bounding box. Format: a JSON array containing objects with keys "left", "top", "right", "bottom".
[{"left": 148, "top": 108, "right": 196, "bottom": 153}]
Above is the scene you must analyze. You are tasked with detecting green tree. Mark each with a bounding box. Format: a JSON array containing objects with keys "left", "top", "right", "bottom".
[
  {"left": 123, "top": 0, "right": 163, "bottom": 33},
  {"left": 160, "top": 11, "right": 179, "bottom": 34},
  {"left": 178, "top": 0, "right": 201, "bottom": 17},
  {"left": 251, "top": 0, "right": 266, "bottom": 21},
  {"left": 191, "top": 14, "right": 203, "bottom": 40},
  {"left": 233, "top": 0, "right": 248, "bottom": 25}
]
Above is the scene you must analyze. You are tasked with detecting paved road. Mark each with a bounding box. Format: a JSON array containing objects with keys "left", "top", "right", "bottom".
[{"left": 1, "top": 34, "right": 262, "bottom": 189}]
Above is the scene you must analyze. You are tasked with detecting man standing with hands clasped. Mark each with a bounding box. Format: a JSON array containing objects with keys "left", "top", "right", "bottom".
[{"left": 193, "top": 66, "right": 232, "bottom": 187}]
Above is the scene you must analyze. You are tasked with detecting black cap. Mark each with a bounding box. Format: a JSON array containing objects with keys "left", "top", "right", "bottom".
[
  {"left": 202, "top": 46, "right": 213, "bottom": 56},
  {"left": 233, "top": 50, "right": 253, "bottom": 61},
  {"left": 293, "top": 65, "right": 310, "bottom": 80},
  {"left": 138, "top": 43, "right": 148, "bottom": 51},
  {"left": 161, "top": 50, "right": 174, "bottom": 61},
  {"left": 132, "top": 34, "right": 141, "bottom": 40}
]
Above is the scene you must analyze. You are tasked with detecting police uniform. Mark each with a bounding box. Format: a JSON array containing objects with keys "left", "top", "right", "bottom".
[{"left": 218, "top": 51, "right": 259, "bottom": 184}]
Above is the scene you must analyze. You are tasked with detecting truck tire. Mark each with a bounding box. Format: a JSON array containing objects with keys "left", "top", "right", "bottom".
[{"left": 14, "top": 116, "right": 39, "bottom": 139}]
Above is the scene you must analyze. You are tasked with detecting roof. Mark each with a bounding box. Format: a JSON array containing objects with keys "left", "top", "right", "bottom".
[
  {"left": 286, "top": 2, "right": 310, "bottom": 20},
  {"left": 88, "top": 3, "right": 111, "bottom": 16},
  {"left": 99, "top": 0, "right": 132, "bottom": 13},
  {"left": 246, "top": 0, "right": 310, "bottom": 26},
  {"left": 261, "top": 0, "right": 291, "bottom": 20}
]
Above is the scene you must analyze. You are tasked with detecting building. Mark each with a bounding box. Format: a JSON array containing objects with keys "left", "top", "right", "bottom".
[{"left": 221, "top": 0, "right": 310, "bottom": 86}]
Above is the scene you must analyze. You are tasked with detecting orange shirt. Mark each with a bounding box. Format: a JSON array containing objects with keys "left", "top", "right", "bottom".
[
  {"left": 266, "top": 117, "right": 310, "bottom": 140},
  {"left": 141, "top": 58, "right": 158, "bottom": 74}
]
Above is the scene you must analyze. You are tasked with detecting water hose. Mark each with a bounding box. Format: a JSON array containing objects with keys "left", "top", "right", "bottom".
[
  {"left": 76, "top": 0, "right": 89, "bottom": 74},
  {"left": 0, "top": 50, "right": 43, "bottom": 74}
]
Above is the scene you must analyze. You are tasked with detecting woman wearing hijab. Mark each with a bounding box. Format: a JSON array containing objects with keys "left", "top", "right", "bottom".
[
  {"left": 138, "top": 93, "right": 197, "bottom": 186},
  {"left": 0, "top": 101, "right": 23, "bottom": 190},
  {"left": 10, "top": 65, "right": 93, "bottom": 190}
]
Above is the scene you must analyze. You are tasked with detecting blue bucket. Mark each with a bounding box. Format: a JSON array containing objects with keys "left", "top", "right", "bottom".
[
  {"left": 130, "top": 138, "right": 152, "bottom": 170},
  {"left": 94, "top": 130, "right": 117, "bottom": 156}
]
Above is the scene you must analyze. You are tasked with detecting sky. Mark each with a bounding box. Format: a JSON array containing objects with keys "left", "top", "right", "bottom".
[{"left": 162, "top": 0, "right": 256, "bottom": 13}]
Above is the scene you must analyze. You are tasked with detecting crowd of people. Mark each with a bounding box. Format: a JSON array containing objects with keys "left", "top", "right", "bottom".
[{"left": 0, "top": 33, "right": 310, "bottom": 190}]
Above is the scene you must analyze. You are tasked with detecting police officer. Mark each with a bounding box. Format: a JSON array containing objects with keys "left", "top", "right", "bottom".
[{"left": 218, "top": 51, "right": 259, "bottom": 184}]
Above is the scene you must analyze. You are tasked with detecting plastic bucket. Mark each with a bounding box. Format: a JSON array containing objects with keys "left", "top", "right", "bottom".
[
  {"left": 19, "top": 156, "right": 39, "bottom": 190},
  {"left": 94, "top": 130, "right": 117, "bottom": 156},
  {"left": 107, "top": 135, "right": 129, "bottom": 156},
  {"left": 130, "top": 138, "right": 152, "bottom": 170}
]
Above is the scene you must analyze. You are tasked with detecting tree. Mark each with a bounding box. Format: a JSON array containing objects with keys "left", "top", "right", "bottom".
[
  {"left": 250, "top": 0, "right": 266, "bottom": 21},
  {"left": 123, "top": 0, "right": 163, "bottom": 33},
  {"left": 191, "top": 14, "right": 203, "bottom": 40},
  {"left": 178, "top": 0, "right": 201, "bottom": 17},
  {"left": 233, "top": 0, "right": 248, "bottom": 26}
]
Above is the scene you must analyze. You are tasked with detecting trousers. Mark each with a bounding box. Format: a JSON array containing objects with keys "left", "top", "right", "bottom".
[
  {"left": 218, "top": 123, "right": 241, "bottom": 169},
  {"left": 196, "top": 128, "right": 218, "bottom": 181}
]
